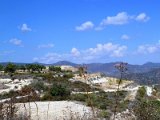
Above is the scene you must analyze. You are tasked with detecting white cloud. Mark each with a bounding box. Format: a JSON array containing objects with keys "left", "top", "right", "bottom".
[
  {"left": 94, "top": 26, "right": 104, "bottom": 31},
  {"left": 20, "top": 23, "right": 32, "bottom": 32},
  {"left": 33, "top": 42, "right": 127, "bottom": 63},
  {"left": 135, "top": 13, "right": 150, "bottom": 22},
  {"left": 71, "top": 48, "right": 80, "bottom": 56},
  {"left": 76, "top": 21, "right": 94, "bottom": 31},
  {"left": 100, "top": 12, "right": 131, "bottom": 26},
  {"left": 121, "top": 34, "right": 130, "bottom": 40},
  {"left": 9, "top": 38, "right": 22, "bottom": 46},
  {"left": 111, "top": 46, "right": 127, "bottom": 57},
  {"left": 87, "top": 43, "right": 127, "bottom": 57},
  {"left": 33, "top": 53, "right": 63, "bottom": 64},
  {"left": 38, "top": 43, "right": 54, "bottom": 48},
  {"left": 137, "top": 42, "right": 160, "bottom": 54},
  {"left": 97, "top": 12, "right": 150, "bottom": 30}
]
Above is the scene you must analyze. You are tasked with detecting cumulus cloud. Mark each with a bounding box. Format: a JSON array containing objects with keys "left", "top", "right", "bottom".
[
  {"left": 100, "top": 12, "right": 131, "bottom": 26},
  {"left": 135, "top": 13, "right": 150, "bottom": 22},
  {"left": 20, "top": 23, "right": 32, "bottom": 32},
  {"left": 9, "top": 38, "right": 22, "bottom": 46},
  {"left": 38, "top": 43, "right": 54, "bottom": 48},
  {"left": 71, "top": 48, "right": 80, "bottom": 56},
  {"left": 33, "top": 42, "right": 127, "bottom": 63},
  {"left": 75, "top": 21, "right": 94, "bottom": 31},
  {"left": 96, "top": 12, "right": 149, "bottom": 30},
  {"left": 33, "top": 53, "right": 63, "bottom": 64},
  {"left": 86, "top": 43, "right": 127, "bottom": 57},
  {"left": 121, "top": 34, "right": 130, "bottom": 40},
  {"left": 137, "top": 42, "right": 160, "bottom": 54}
]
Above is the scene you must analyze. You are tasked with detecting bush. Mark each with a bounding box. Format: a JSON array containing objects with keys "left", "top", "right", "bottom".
[
  {"left": 50, "top": 83, "right": 70, "bottom": 97},
  {"left": 63, "top": 73, "right": 74, "bottom": 78},
  {"left": 41, "top": 92, "right": 53, "bottom": 101},
  {"left": 70, "top": 81, "right": 93, "bottom": 92},
  {"left": 42, "top": 73, "right": 54, "bottom": 82},
  {"left": 0, "top": 90, "right": 19, "bottom": 100},
  {"left": 30, "top": 81, "right": 47, "bottom": 92},
  {"left": 99, "top": 110, "right": 109, "bottom": 118},
  {"left": 136, "top": 86, "right": 146, "bottom": 100},
  {"left": 70, "top": 94, "right": 87, "bottom": 102},
  {"left": 134, "top": 100, "right": 160, "bottom": 120}
]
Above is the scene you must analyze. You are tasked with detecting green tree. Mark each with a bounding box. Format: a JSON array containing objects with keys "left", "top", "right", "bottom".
[
  {"left": 0, "top": 64, "right": 4, "bottom": 71},
  {"left": 18, "top": 65, "right": 26, "bottom": 72},
  {"left": 4, "top": 63, "right": 17, "bottom": 76},
  {"left": 38, "top": 64, "right": 46, "bottom": 71},
  {"left": 4, "top": 63, "right": 17, "bottom": 73},
  {"left": 26, "top": 64, "right": 45, "bottom": 73},
  {"left": 49, "top": 66, "right": 61, "bottom": 72},
  {"left": 26, "top": 64, "right": 32, "bottom": 72}
]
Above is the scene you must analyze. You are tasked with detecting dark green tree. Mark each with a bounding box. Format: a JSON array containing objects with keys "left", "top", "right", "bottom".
[
  {"left": 4, "top": 63, "right": 17, "bottom": 76},
  {"left": 18, "top": 65, "right": 26, "bottom": 72},
  {"left": 38, "top": 65, "right": 46, "bottom": 71},
  {"left": 49, "top": 66, "right": 61, "bottom": 72},
  {"left": 0, "top": 64, "right": 4, "bottom": 71},
  {"left": 26, "top": 64, "right": 45, "bottom": 73}
]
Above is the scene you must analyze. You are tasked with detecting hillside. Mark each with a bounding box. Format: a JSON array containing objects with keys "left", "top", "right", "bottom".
[
  {"left": 126, "top": 68, "right": 160, "bottom": 85},
  {"left": 52, "top": 61, "right": 78, "bottom": 67}
]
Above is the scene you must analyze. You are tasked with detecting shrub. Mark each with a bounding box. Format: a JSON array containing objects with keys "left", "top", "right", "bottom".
[
  {"left": 0, "top": 90, "right": 19, "bottom": 100},
  {"left": 63, "top": 73, "right": 74, "bottom": 78},
  {"left": 70, "top": 81, "right": 93, "bottom": 92},
  {"left": 43, "top": 73, "right": 54, "bottom": 82},
  {"left": 41, "top": 92, "right": 53, "bottom": 101},
  {"left": 99, "top": 110, "right": 109, "bottom": 118},
  {"left": 70, "top": 94, "right": 87, "bottom": 102},
  {"left": 134, "top": 100, "right": 160, "bottom": 120},
  {"left": 30, "top": 81, "right": 47, "bottom": 92},
  {"left": 50, "top": 83, "right": 70, "bottom": 97},
  {"left": 136, "top": 86, "right": 146, "bottom": 100}
]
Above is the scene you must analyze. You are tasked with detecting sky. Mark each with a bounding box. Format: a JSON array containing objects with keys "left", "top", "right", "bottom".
[{"left": 0, "top": 0, "right": 160, "bottom": 64}]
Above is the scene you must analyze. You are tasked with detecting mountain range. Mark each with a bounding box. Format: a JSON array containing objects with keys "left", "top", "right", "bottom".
[{"left": 53, "top": 61, "right": 160, "bottom": 75}]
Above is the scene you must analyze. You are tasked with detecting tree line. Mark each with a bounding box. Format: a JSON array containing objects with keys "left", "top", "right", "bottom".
[{"left": 0, "top": 63, "right": 62, "bottom": 74}]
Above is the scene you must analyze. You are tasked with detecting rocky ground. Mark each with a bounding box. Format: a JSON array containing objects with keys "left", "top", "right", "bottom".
[
  {"left": 16, "top": 101, "right": 94, "bottom": 120},
  {"left": 0, "top": 78, "right": 32, "bottom": 94}
]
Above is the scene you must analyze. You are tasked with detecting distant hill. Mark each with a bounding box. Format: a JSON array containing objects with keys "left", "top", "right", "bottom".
[
  {"left": 85, "top": 62, "right": 119, "bottom": 76},
  {"left": 0, "top": 62, "right": 28, "bottom": 66},
  {"left": 126, "top": 68, "right": 160, "bottom": 85},
  {"left": 0, "top": 62, "right": 46, "bottom": 66},
  {"left": 52, "top": 61, "right": 78, "bottom": 67},
  {"left": 85, "top": 62, "right": 160, "bottom": 77}
]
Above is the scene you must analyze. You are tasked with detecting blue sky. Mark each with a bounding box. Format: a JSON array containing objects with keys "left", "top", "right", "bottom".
[{"left": 0, "top": 0, "right": 160, "bottom": 64}]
